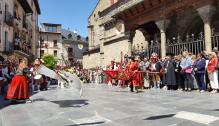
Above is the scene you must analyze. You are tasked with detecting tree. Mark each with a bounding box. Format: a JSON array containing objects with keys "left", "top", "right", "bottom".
[{"left": 42, "top": 54, "right": 57, "bottom": 70}]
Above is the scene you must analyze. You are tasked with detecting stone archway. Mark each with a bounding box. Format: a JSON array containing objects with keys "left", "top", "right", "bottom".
[
  {"left": 166, "top": 7, "right": 204, "bottom": 40},
  {"left": 132, "top": 29, "right": 148, "bottom": 53},
  {"left": 212, "top": 5, "right": 219, "bottom": 32}
]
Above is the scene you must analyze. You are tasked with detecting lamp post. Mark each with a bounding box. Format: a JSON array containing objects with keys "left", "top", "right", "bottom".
[{"left": 39, "top": 36, "right": 43, "bottom": 58}]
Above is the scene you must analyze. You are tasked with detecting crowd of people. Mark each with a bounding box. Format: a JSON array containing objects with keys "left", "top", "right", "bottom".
[
  {"left": 2, "top": 47, "right": 219, "bottom": 104},
  {"left": 101, "top": 48, "right": 219, "bottom": 94},
  {"left": 0, "top": 57, "right": 52, "bottom": 103}
]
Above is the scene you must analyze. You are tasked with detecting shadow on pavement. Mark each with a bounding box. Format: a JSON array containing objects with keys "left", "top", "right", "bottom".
[
  {"left": 212, "top": 109, "right": 219, "bottom": 111},
  {"left": 65, "top": 121, "right": 105, "bottom": 126},
  {"left": 51, "top": 99, "right": 89, "bottom": 108},
  {"left": 0, "top": 96, "right": 11, "bottom": 110},
  {"left": 144, "top": 114, "right": 176, "bottom": 120},
  {"left": 32, "top": 98, "right": 49, "bottom": 102},
  {"left": 113, "top": 90, "right": 130, "bottom": 93}
]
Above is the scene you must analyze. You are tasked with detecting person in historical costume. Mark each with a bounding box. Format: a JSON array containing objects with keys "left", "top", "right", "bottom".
[
  {"left": 149, "top": 53, "right": 162, "bottom": 89},
  {"left": 127, "top": 56, "right": 142, "bottom": 93},
  {"left": 162, "top": 55, "right": 177, "bottom": 90},
  {"left": 6, "top": 59, "right": 31, "bottom": 103},
  {"left": 31, "top": 58, "right": 43, "bottom": 91},
  {"left": 117, "top": 62, "right": 126, "bottom": 88}
]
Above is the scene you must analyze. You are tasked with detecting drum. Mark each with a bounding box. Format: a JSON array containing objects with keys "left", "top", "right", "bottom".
[{"left": 34, "top": 74, "right": 42, "bottom": 80}]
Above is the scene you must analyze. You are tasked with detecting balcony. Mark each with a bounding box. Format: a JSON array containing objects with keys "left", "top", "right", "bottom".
[
  {"left": 14, "top": 42, "right": 32, "bottom": 57},
  {"left": 4, "top": 11, "right": 14, "bottom": 26}
]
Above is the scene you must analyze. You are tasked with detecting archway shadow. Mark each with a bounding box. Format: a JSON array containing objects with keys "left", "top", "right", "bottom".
[{"left": 51, "top": 99, "right": 89, "bottom": 108}]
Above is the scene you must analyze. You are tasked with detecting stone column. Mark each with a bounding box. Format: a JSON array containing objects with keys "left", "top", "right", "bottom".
[
  {"left": 197, "top": 5, "right": 216, "bottom": 52},
  {"left": 155, "top": 19, "right": 170, "bottom": 58},
  {"left": 99, "top": 26, "right": 105, "bottom": 67},
  {"left": 125, "top": 30, "right": 135, "bottom": 56}
]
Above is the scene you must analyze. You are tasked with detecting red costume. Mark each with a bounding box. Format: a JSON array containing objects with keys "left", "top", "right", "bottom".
[
  {"left": 128, "top": 62, "right": 142, "bottom": 87},
  {"left": 6, "top": 75, "right": 29, "bottom": 100},
  {"left": 207, "top": 57, "right": 218, "bottom": 73}
]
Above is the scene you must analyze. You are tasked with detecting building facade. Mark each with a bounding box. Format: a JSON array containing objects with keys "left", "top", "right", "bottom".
[
  {"left": 84, "top": 0, "right": 219, "bottom": 69},
  {"left": 0, "top": 0, "right": 41, "bottom": 61},
  {"left": 62, "top": 29, "right": 88, "bottom": 66},
  {"left": 39, "top": 23, "right": 88, "bottom": 66},
  {"left": 39, "top": 23, "right": 63, "bottom": 65}
]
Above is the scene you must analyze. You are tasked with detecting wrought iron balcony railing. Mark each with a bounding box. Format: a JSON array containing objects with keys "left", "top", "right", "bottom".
[{"left": 14, "top": 42, "right": 32, "bottom": 56}]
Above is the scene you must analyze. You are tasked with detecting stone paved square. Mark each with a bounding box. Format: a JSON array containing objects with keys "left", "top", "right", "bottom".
[{"left": 1, "top": 84, "right": 219, "bottom": 126}]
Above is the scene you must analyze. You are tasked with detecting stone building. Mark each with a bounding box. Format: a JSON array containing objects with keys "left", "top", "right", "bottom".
[
  {"left": 39, "top": 23, "right": 88, "bottom": 66},
  {"left": 83, "top": 0, "right": 219, "bottom": 69},
  {"left": 0, "top": 0, "right": 41, "bottom": 61},
  {"left": 61, "top": 29, "right": 88, "bottom": 65}
]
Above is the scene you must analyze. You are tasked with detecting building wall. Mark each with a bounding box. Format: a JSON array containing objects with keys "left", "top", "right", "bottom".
[
  {"left": 1, "top": 0, "right": 14, "bottom": 52},
  {"left": 88, "top": 0, "right": 111, "bottom": 49},
  {"left": 27, "top": 0, "right": 39, "bottom": 58},
  {"left": 103, "top": 39, "right": 129, "bottom": 66},
  {"left": 39, "top": 32, "right": 63, "bottom": 65},
  {"left": 62, "top": 41, "right": 88, "bottom": 61},
  {"left": 83, "top": 52, "right": 100, "bottom": 69},
  {"left": 84, "top": 0, "right": 134, "bottom": 68},
  {"left": 0, "top": 0, "right": 40, "bottom": 61}
]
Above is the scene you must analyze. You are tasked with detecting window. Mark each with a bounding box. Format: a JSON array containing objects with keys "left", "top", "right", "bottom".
[
  {"left": 40, "top": 50, "right": 44, "bottom": 57},
  {"left": 4, "top": 4, "right": 8, "bottom": 21},
  {"left": 46, "top": 26, "right": 57, "bottom": 32},
  {"left": 23, "top": 13, "right": 27, "bottom": 28},
  {"left": 54, "top": 50, "right": 57, "bottom": 57},
  {"left": 31, "top": 0, "right": 34, "bottom": 7},
  {"left": 0, "top": 25, "right": 2, "bottom": 43},
  {"left": 68, "top": 34, "right": 72, "bottom": 39},
  {"left": 0, "top": 26, "right": 1, "bottom": 43},
  {"left": 77, "top": 35, "right": 81, "bottom": 40},
  {"left": 31, "top": 12, "right": 34, "bottom": 21},
  {"left": 0, "top": 2, "right": 2, "bottom": 12},
  {"left": 68, "top": 48, "right": 73, "bottom": 53},
  {"left": 53, "top": 40, "right": 57, "bottom": 47}
]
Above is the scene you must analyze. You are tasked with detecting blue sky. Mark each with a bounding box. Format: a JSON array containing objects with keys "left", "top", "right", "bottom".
[{"left": 38, "top": 0, "right": 99, "bottom": 37}]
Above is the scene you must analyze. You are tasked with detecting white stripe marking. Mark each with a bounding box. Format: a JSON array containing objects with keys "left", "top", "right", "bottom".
[
  {"left": 68, "top": 111, "right": 112, "bottom": 125},
  {"left": 174, "top": 111, "right": 219, "bottom": 125}
]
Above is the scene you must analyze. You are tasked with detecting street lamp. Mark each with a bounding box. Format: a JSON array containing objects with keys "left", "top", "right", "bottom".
[{"left": 39, "top": 36, "right": 43, "bottom": 58}]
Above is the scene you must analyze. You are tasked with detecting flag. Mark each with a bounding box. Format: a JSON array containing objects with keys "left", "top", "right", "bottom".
[{"left": 59, "top": 71, "right": 83, "bottom": 97}]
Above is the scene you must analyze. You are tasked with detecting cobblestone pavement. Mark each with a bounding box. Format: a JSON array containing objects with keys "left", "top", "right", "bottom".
[{"left": 1, "top": 84, "right": 219, "bottom": 126}]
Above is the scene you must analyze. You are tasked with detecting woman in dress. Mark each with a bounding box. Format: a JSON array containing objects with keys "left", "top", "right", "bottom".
[{"left": 6, "top": 59, "right": 31, "bottom": 103}]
